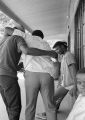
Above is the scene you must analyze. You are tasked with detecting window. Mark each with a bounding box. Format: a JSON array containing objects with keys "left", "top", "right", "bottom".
[{"left": 75, "top": 0, "right": 85, "bottom": 70}]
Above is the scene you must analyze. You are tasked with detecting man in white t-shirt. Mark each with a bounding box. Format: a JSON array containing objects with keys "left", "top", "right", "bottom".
[
  {"left": 53, "top": 41, "right": 77, "bottom": 111},
  {"left": 21, "top": 30, "right": 58, "bottom": 120}
]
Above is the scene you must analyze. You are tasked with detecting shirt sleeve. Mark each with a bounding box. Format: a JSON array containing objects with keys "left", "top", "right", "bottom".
[
  {"left": 65, "top": 52, "right": 75, "bottom": 66},
  {"left": 16, "top": 36, "right": 28, "bottom": 52}
]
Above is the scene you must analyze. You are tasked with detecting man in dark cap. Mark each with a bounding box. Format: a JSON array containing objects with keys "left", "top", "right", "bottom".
[{"left": 0, "top": 25, "right": 57, "bottom": 120}]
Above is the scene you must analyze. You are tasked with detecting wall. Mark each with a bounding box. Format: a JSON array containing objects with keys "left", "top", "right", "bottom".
[
  {"left": 70, "top": 20, "right": 75, "bottom": 54},
  {"left": 68, "top": 0, "right": 80, "bottom": 29}
]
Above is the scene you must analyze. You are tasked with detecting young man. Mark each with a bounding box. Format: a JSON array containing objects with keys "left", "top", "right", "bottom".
[
  {"left": 66, "top": 68, "right": 85, "bottom": 120},
  {"left": 53, "top": 41, "right": 77, "bottom": 111},
  {"left": 21, "top": 30, "right": 58, "bottom": 120},
  {"left": 0, "top": 24, "right": 57, "bottom": 120}
]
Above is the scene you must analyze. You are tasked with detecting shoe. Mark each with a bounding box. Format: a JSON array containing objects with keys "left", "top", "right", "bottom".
[{"left": 35, "top": 112, "right": 47, "bottom": 119}]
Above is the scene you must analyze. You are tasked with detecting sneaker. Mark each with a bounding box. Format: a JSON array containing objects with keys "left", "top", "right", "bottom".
[{"left": 35, "top": 112, "right": 47, "bottom": 119}]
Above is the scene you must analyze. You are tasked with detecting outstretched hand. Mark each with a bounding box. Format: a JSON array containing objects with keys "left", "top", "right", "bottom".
[
  {"left": 49, "top": 50, "right": 58, "bottom": 59},
  {"left": 17, "top": 62, "right": 24, "bottom": 72}
]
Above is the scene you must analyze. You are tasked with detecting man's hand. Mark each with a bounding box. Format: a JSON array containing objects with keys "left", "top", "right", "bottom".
[
  {"left": 49, "top": 50, "right": 58, "bottom": 59},
  {"left": 69, "top": 86, "right": 78, "bottom": 99},
  {"left": 17, "top": 62, "right": 24, "bottom": 71}
]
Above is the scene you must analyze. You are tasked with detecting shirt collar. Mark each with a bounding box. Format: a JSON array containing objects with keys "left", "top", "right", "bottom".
[{"left": 13, "top": 29, "right": 25, "bottom": 38}]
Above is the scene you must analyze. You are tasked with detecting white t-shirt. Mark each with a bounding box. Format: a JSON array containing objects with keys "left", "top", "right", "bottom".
[
  {"left": 21, "top": 33, "right": 56, "bottom": 78},
  {"left": 66, "top": 94, "right": 85, "bottom": 120},
  {"left": 61, "top": 51, "right": 75, "bottom": 87}
]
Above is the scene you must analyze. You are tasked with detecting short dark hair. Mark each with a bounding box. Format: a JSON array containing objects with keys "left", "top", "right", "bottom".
[
  {"left": 53, "top": 41, "right": 67, "bottom": 49},
  {"left": 32, "top": 30, "right": 44, "bottom": 39}
]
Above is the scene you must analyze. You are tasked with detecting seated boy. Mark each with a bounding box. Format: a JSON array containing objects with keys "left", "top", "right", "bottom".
[{"left": 66, "top": 68, "right": 85, "bottom": 120}]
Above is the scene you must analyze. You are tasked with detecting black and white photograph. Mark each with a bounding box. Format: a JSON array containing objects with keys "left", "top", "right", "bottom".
[{"left": 0, "top": 0, "right": 84, "bottom": 120}]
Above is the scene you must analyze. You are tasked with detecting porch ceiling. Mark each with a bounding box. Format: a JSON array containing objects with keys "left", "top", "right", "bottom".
[{"left": 0, "top": 0, "right": 70, "bottom": 41}]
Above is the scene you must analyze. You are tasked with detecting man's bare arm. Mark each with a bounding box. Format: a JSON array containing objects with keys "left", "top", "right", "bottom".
[
  {"left": 68, "top": 63, "right": 77, "bottom": 98},
  {"left": 19, "top": 44, "right": 58, "bottom": 58},
  {"left": 69, "top": 63, "right": 77, "bottom": 85}
]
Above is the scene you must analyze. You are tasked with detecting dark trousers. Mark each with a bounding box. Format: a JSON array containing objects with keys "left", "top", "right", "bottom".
[
  {"left": 54, "top": 86, "right": 69, "bottom": 110},
  {"left": 0, "top": 75, "right": 21, "bottom": 120}
]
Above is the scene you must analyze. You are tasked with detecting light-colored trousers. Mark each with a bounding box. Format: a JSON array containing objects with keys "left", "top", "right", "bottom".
[{"left": 24, "top": 71, "right": 57, "bottom": 120}]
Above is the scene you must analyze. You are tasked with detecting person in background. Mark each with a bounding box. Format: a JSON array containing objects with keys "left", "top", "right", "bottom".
[
  {"left": 21, "top": 30, "right": 58, "bottom": 120},
  {"left": 66, "top": 68, "right": 85, "bottom": 120},
  {"left": 53, "top": 41, "right": 77, "bottom": 111},
  {"left": 0, "top": 23, "right": 57, "bottom": 120}
]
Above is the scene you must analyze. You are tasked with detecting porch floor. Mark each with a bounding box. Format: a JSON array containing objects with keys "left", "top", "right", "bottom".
[
  {"left": 0, "top": 78, "right": 75, "bottom": 120},
  {"left": 35, "top": 92, "right": 75, "bottom": 120}
]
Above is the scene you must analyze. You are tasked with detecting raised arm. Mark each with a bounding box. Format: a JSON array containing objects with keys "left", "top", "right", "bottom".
[
  {"left": 17, "top": 36, "right": 57, "bottom": 58},
  {"left": 20, "top": 44, "right": 57, "bottom": 58},
  {"left": 17, "top": 35, "right": 58, "bottom": 58}
]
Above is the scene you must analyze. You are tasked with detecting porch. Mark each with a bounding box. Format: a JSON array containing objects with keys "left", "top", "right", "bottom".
[{"left": 0, "top": 78, "right": 75, "bottom": 120}]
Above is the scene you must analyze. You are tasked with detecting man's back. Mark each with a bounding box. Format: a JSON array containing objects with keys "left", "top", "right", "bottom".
[
  {"left": 0, "top": 35, "right": 21, "bottom": 77},
  {"left": 22, "top": 34, "right": 56, "bottom": 78}
]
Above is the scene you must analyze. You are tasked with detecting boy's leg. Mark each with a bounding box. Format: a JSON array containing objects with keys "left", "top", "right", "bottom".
[{"left": 54, "top": 86, "right": 69, "bottom": 110}]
